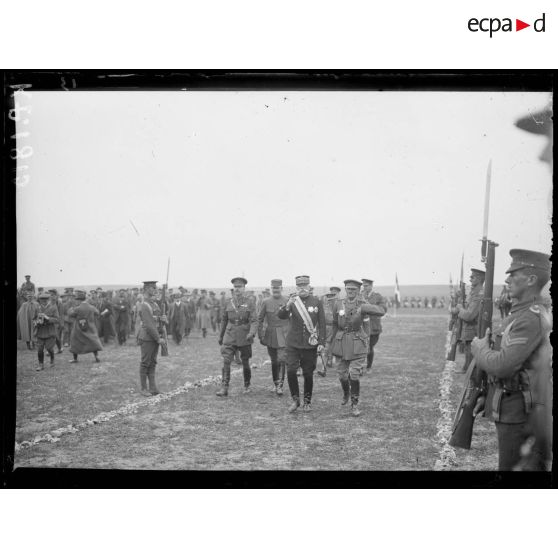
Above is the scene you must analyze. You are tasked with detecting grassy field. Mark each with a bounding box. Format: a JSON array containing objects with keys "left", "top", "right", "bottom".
[{"left": 14, "top": 308, "right": 498, "bottom": 470}]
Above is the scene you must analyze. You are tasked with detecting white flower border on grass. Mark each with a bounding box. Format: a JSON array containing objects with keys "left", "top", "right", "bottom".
[
  {"left": 433, "top": 327, "right": 458, "bottom": 470},
  {"left": 15, "top": 371, "right": 241, "bottom": 453}
]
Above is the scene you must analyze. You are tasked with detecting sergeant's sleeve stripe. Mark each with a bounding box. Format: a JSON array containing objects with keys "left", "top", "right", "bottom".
[{"left": 506, "top": 337, "right": 529, "bottom": 346}]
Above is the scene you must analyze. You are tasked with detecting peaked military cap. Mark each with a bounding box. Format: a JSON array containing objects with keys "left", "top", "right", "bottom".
[
  {"left": 295, "top": 275, "right": 310, "bottom": 286},
  {"left": 271, "top": 279, "right": 283, "bottom": 287},
  {"left": 344, "top": 279, "right": 362, "bottom": 288},
  {"left": 38, "top": 292, "right": 50, "bottom": 300},
  {"left": 329, "top": 286, "right": 341, "bottom": 293},
  {"left": 470, "top": 266, "right": 486, "bottom": 276},
  {"left": 75, "top": 290, "right": 86, "bottom": 300},
  {"left": 515, "top": 105, "right": 552, "bottom": 136},
  {"left": 48, "top": 289, "right": 58, "bottom": 295},
  {"left": 231, "top": 277, "right": 248, "bottom": 285},
  {"left": 25, "top": 275, "right": 31, "bottom": 278},
  {"left": 361, "top": 278, "right": 374, "bottom": 284},
  {"left": 143, "top": 281, "right": 158, "bottom": 288},
  {"left": 506, "top": 249, "right": 551, "bottom": 273}
]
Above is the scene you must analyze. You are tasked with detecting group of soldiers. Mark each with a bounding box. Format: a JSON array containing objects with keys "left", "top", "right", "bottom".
[
  {"left": 446, "top": 249, "right": 552, "bottom": 472},
  {"left": 135, "top": 275, "right": 388, "bottom": 416}
]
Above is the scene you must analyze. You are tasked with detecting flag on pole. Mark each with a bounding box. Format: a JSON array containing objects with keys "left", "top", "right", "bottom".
[{"left": 394, "top": 273, "right": 401, "bottom": 306}]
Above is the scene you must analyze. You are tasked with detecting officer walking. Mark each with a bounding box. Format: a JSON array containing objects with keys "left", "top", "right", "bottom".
[
  {"left": 257, "top": 279, "right": 289, "bottom": 395},
  {"left": 453, "top": 267, "right": 485, "bottom": 372},
  {"left": 471, "top": 249, "right": 552, "bottom": 471},
  {"left": 137, "top": 280, "right": 168, "bottom": 396},
  {"left": 33, "top": 292, "right": 60, "bottom": 370},
  {"left": 361, "top": 279, "right": 388, "bottom": 373},
  {"left": 331, "top": 280, "right": 386, "bottom": 416},
  {"left": 216, "top": 277, "right": 258, "bottom": 396},
  {"left": 277, "top": 275, "right": 326, "bottom": 413}
]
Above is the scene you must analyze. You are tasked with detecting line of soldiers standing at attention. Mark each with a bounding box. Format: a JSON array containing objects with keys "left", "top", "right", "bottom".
[
  {"left": 446, "top": 250, "right": 552, "bottom": 472},
  {"left": 401, "top": 296, "right": 446, "bottom": 309}
]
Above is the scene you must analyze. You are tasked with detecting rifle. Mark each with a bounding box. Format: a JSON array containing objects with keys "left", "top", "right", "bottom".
[
  {"left": 159, "top": 257, "right": 170, "bottom": 357},
  {"left": 450, "top": 160, "right": 497, "bottom": 450},
  {"left": 447, "top": 254, "right": 466, "bottom": 361}
]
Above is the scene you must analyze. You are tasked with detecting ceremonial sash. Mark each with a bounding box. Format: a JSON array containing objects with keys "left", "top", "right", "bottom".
[{"left": 293, "top": 296, "right": 318, "bottom": 345}]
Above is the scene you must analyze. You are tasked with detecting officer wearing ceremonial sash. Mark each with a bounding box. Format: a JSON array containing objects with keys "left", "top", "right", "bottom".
[
  {"left": 277, "top": 275, "right": 326, "bottom": 413},
  {"left": 471, "top": 249, "right": 552, "bottom": 471},
  {"left": 216, "top": 277, "right": 258, "bottom": 396},
  {"left": 257, "top": 279, "right": 289, "bottom": 395},
  {"left": 331, "top": 280, "right": 386, "bottom": 416}
]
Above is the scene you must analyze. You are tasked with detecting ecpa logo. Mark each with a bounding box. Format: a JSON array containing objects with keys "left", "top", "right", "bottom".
[{"left": 468, "top": 13, "right": 546, "bottom": 37}]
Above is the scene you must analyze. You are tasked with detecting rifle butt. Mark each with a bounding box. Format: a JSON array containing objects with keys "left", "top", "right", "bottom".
[{"left": 449, "top": 408, "right": 476, "bottom": 450}]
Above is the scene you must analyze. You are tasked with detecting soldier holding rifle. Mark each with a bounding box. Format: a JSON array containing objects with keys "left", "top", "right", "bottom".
[
  {"left": 471, "top": 249, "right": 552, "bottom": 471},
  {"left": 451, "top": 267, "right": 486, "bottom": 373}
]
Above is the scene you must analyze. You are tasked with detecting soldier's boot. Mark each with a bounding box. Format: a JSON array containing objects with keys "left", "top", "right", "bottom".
[
  {"left": 216, "top": 366, "right": 230, "bottom": 397},
  {"left": 340, "top": 379, "right": 350, "bottom": 405},
  {"left": 140, "top": 369, "right": 150, "bottom": 396},
  {"left": 48, "top": 350, "right": 55, "bottom": 367},
  {"left": 302, "top": 399, "right": 312, "bottom": 413},
  {"left": 277, "top": 363, "right": 286, "bottom": 395},
  {"left": 288, "top": 397, "right": 300, "bottom": 413},
  {"left": 147, "top": 370, "right": 161, "bottom": 395},
  {"left": 350, "top": 379, "right": 361, "bottom": 416},
  {"left": 36, "top": 352, "right": 44, "bottom": 371},
  {"left": 69, "top": 353, "right": 78, "bottom": 363},
  {"left": 270, "top": 362, "right": 279, "bottom": 392},
  {"left": 243, "top": 361, "right": 252, "bottom": 393}
]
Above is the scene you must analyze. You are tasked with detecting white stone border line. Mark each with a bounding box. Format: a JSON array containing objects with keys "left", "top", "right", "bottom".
[
  {"left": 15, "top": 371, "right": 238, "bottom": 453},
  {"left": 433, "top": 328, "right": 458, "bottom": 470}
]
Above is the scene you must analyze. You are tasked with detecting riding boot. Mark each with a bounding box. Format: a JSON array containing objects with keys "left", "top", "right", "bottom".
[
  {"left": 216, "top": 365, "right": 230, "bottom": 396},
  {"left": 242, "top": 360, "right": 251, "bottom": 390},
  {"left": 140, "top": 368, "right": 150, "bottom": 396},
  {"left": 271, "top": 362, "right": 279, "bottom": 386},
  {"left": 148, "top": 369, "right": 161, "bottom": 395},
  {"left": 36, "top": 350, "right": 44, "bottom": 371},
  {"left": 350, "top": 379, "right": 361, "bottom": 416},
  {"left": 340, "top": 379, "right": 350, "bottom": 405}
]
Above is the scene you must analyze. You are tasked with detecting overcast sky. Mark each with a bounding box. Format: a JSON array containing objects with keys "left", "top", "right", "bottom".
[{"left": 16, "top": 90, "right": 552, "bottom": 289}]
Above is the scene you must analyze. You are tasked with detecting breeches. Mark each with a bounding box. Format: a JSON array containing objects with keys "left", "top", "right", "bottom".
[
  {"left": 36, "top": 336, "right": 56, "bottom": 352},
  {"left": 337, "top": 356, "right": 367, "bottom": 380},
  {"left": 221, "top": 344, "right": 252, "bottom": 364},
  {"left": 140, "top": 340, "right": 159, "bottom": 373},
  {"left": 267, "top": 346, "right": 287, "bottom": 364}
]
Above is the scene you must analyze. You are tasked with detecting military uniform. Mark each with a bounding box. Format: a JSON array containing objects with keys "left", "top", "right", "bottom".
[
  {"left": 257, "top": 279, "right": 289, "bottom": 393},
  {"left": 472, "top": 250, "right": 552, "bottom": 471},
  {"left": 68, "top": 291, "right": 103, "bottom": 362},
  {"left": 277, "top": 275, "right": 326, "bottom": 411},
  {"left": 216, "top": 278, "right": 258, "bottom": 395},
  {"left": 33, "top": 293, "right": 60, "bottom": 370},
  {"left": 361, "top": 279, "right": 388, "bottom": 372},
  {"left": 457, "top": 269, "right": 485, "bottom": 371},
  {"left": 137, "top": 281, "right": 166, "bottom": 396},
  {"left": 114, "top": 291, "right": 131, "bottom": 345},
  {"left": 332, "top": 280, "right": 386, "bottom": 415}
]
